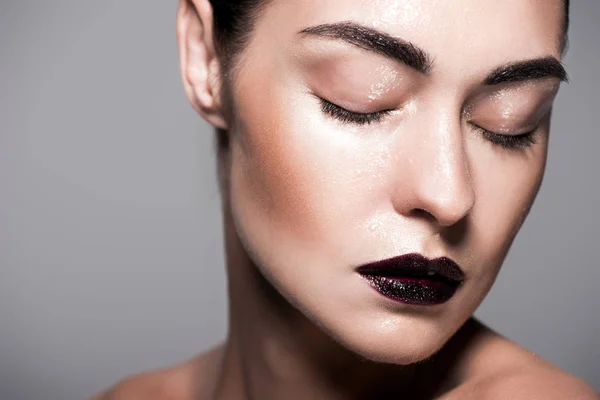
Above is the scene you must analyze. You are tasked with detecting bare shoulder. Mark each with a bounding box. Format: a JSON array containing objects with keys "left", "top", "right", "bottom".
[
  {"left": 478, "top": 366, "right": 599, "bottom": 400},
  {"left": 445, "top": 321, "right": 598, "bottom": 399},
  {"left": 91, "top": 346, "right": 222, "bottom": 400}
]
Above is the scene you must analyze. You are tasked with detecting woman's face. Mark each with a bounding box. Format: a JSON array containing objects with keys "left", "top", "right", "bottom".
[{"left": 222, "top": 0, "right": 565, "bottom": 363}]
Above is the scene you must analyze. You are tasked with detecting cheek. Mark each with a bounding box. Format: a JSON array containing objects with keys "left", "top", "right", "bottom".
[
  {"left": 468, "top": 134, "right": 548, "bottom": 269},
  {"left": 227, "top": 74, "right": 388, "bottom": 260},
  {"left": 231, "top": 114, "right": 323, "bottom": 246}
]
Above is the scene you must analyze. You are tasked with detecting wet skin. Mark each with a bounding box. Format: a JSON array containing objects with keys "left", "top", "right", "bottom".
[{"left": 95, "top": 0, "right": 598, "bottom": 398}]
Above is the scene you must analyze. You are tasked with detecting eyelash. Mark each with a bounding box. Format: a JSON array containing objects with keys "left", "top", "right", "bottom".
[
  {"left": 472, "top": 124, "right": 538, "bottom": 151},
  {"left": 319, "top": 98, "right": 392, "bottom": 125},
  {"left": 319, "top": 98, "right": 538, "bottom": 151}
]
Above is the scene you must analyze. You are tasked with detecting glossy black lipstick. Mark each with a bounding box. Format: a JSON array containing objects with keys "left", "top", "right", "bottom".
[{"left": 356, "top": 253, "right": 465, "bottom": 305}]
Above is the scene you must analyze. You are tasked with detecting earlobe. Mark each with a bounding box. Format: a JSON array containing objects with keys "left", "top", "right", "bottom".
[{"left": 177, "top": 0, "right": 228, "bottom": 129}]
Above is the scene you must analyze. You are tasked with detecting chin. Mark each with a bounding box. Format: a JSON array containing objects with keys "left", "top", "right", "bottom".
[{"left": 314, "top": 309, "right": 462, "bottom": 366}]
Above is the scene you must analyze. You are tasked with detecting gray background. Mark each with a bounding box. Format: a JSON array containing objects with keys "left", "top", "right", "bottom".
[{"left": 1, "top": 1, "right": 598, "bottom": 399}]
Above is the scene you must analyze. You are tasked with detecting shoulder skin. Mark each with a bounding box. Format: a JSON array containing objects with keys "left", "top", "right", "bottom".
[
  {"left": 484, "top": 367, "right": 598, "bottom": 400},
  {"left": 437, "top": 320, "right": 598, "bottom": 400},
  {"left": 443, "top": 365, "right": 598, "bottom": 400},
  {"left": 90, "top": 351, "right": 218, "bottom": 400},
  {"left": 92, "top": 369, "right": 188, "bottom": 400}
]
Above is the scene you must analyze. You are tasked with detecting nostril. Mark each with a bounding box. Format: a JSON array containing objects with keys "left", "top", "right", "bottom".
[
  {"left": 409, "top": 208, "right": 438, "bottom": 222},
  {"left": 441, "top": 218, "right": 469, "bottom": 246},
  {"left": 408, "top": 190, "right": 474, "bottom": 228}
]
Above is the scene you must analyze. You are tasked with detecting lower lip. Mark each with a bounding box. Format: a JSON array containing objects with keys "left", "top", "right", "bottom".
[{"left": 360, "top": 275, "right": 459, "bottom": 305}]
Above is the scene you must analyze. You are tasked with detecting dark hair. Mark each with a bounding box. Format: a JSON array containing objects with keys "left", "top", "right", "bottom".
[
  {"left": 208, "top": 0, "right": 268, "bottom": 152},
  {"left": 209, "top": 0, "right": 268, "bottom": 71}
]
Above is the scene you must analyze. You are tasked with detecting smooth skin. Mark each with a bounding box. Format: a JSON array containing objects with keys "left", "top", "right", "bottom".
[{"left": 96, "top": 0, "right": 598, "bottom": 398}]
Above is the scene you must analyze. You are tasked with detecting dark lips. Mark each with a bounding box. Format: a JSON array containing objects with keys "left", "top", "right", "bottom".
[{"left": 356, "top": 253, "right": 465, "bottom": 306}]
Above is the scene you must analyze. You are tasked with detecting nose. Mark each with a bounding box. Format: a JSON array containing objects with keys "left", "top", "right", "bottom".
[{"left": 392, "top": 115, "right": 475, "bottom": 228}]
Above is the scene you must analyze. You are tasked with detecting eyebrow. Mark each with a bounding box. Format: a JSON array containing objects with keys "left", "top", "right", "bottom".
[
  {"left": 299, "top": 22, "right": 433, "bottom": 74},
  {"left": 299, "top": 22, "right": 568, "bottom": 86},
  {"left": 484, "top": 57, "right": 568, "bottom": 85}
]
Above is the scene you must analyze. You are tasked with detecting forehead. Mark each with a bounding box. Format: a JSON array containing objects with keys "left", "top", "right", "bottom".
[{"left": 252, "top": 0, "right": 564, "bottom": 69}]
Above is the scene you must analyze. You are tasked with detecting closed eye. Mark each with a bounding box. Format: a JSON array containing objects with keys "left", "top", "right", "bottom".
[
  {"left": 318, "top": 98, "right": 393, "bottom": 125},
  {"left": 470, "top": 122, "right": 538, "bottom": 150},
  {"left": 320, "top": 97, "right": 539, "bottom": 150}
]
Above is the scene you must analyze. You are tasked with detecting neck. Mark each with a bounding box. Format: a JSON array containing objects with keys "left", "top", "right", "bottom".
[{"left": 210, "top": 206, "right": 454, "bottom": 400}]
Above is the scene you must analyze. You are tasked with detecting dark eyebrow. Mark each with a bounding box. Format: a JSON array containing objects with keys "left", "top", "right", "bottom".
[
  {"left": 299, "top": 22, "right": 433, "bottom": 74},
  {"left": 485, "top": 57, "right": 568, "bottom": 85}
]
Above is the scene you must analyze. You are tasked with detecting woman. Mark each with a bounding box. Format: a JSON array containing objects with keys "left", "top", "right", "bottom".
[{"left": 96, "top": 0, "right": 597, "bottom": 398}]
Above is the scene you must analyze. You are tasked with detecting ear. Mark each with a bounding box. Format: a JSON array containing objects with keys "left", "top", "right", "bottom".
[{"left": 177, "top": 0, "right": 227, "bottom": 129}]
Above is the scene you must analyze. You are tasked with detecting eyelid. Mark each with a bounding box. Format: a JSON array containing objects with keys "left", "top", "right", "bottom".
[
  {"left": 464, "top": 87, "right": 557, "bottom": 133},
  {"left": 465, "top": 100, "right": 551, "bottom": 137},
  {"left": 468, "top": 120, "right": 538, "bottom": 136},
  {"left": 469, "top": 122, "right": 539, "bottom": 151},
  {"left": 317, "top": 94, "right": 392, "bottom": 114},
  {"left": 318, "top": 97, "right": 394, "bottom": 125}
]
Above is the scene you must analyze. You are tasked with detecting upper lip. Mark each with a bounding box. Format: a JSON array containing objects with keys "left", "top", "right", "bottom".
[{"left": 356, "top": 253, "right": 465, "bottom": 285}]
